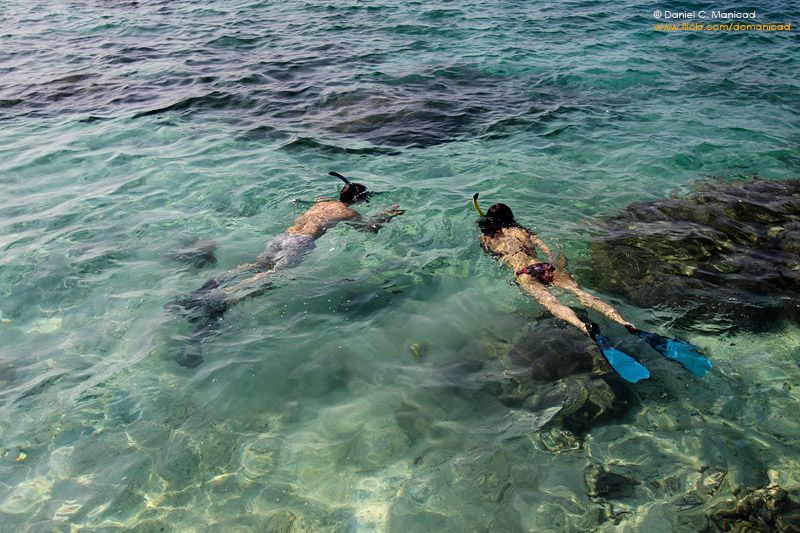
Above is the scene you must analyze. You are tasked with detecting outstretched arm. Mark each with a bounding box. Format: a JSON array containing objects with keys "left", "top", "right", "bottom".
[
  {"left": 529, "top": 234, "right": 556, "bottom": 263},
  {"left": 348, "top": 204, "right": 405, "bottom": 233}
]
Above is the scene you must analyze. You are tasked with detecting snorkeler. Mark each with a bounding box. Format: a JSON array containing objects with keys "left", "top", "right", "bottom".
[
  {"left": 167, "top": 172, "right": 403, "bottom": 366},
  {"left": 472, "top": 193, "right": 712, "bottom": 383}
]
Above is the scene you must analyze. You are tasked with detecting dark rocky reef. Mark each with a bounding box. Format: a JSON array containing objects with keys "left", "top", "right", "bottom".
[
  {"left": 580, "top": 178, "right": 800, "bottom": 332},
  {"left": 707, "top": 485, "right": 800, "bottom": 532},
  {"left": 585, "top": 463, "right": 640, "bottom": 500},
  {"left": 477, "top": 317, "right": 635, "bottom": 435}
]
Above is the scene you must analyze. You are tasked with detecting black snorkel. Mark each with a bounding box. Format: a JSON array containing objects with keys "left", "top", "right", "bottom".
[
  {"left": 330, "top": 171, "right": 351, "bottom": 185},
  {"left": 330, "top": 171, "right": 370, "bottom": 204}
]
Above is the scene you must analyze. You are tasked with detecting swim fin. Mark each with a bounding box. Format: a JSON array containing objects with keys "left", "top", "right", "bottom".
[
  {"left": 587, "top": 323, "right": 650, "bottom": 383},
  {"left": 626, "top": 326, "right": 712, "bottom": 378}
]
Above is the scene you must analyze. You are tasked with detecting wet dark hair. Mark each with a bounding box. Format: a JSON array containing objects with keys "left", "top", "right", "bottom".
[
  {"left": 330, "top": 171, "right": 369, "bottom": 204},
  {"left": 340, "top": 182, "right": 369, "bottom": 204},
  {"left": 478, "top": 203, "right": 519, "bottom": 236}
]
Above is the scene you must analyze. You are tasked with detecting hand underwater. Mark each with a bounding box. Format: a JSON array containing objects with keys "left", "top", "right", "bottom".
[{"left": 383, "top": 204, "right": 405, "bottom": 217}]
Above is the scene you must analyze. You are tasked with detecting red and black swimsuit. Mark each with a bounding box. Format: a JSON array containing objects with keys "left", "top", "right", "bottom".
[{"left": 515, "top": 262, "right": 556, "bottom": 285}]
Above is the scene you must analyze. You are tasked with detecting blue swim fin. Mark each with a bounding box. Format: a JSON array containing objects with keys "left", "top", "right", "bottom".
[
  {"left": 587, "top": 324, "right": 650, "bottom": 383},
  {"left": 626, "top": 326, "right": 712, "bottom": 378}
]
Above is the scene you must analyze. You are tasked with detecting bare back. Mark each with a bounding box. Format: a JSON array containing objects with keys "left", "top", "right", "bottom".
[
  {"left": 286, "top": 200, "right": 359, "bottom": 238},
  {"left": 480, "top": 226, "right": 541, "bottom": 272}
]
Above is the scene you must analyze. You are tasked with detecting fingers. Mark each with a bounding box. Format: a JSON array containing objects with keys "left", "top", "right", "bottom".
[{"left": 384, "top": 204, "right": 404, "bottom": 216}]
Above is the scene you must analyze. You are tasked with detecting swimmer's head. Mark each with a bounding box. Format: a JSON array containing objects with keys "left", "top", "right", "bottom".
[
  {"left": 330, "top": 171, "right": 370, "bottom": 204},
  {"left": 486, "top": 203, "right": 516, "bottom": 226},
  {"left": 473, "top": 193, "right": 518, "bottom": 236}
]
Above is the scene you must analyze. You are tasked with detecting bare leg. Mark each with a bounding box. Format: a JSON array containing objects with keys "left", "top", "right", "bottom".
[
  {"left": 552, "top": 271, "right": 632, "bottom": 327},
  {"left": 220, "top": 234, "right": 315, "bottom": 306},
  {"left": 518, "top": 278, "right": 589, "bottom": 334},
  {"left": 518, "top": 272, "right": 651, "bottom": 383},
  {"left": 165, "top": 261, "right": 261, "bottom": 314},
  {"left": 167, "top": 234, "right": 312, "bottom": 320},
  {"left": 222, "top": 269, "right": 276, "bottom": 307},
  {"left": 201, "top": 235, "right": 284, "bottom": 287},
  {"left": 212, "top": 261, "right": 265, "bottom": 285}
]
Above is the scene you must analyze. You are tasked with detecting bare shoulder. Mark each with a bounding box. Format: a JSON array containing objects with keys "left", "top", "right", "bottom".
[
  {"left": 480, "top": 233, "right": 502, "bottom": 254},
  {"left": 306, "top": 201, "right": 359, "bottom": 220},
  {"left": 506, "top": 226, "right": 532, "bottom": 240},
  {"left": 482, "top": 227, "right": 538, "bottom": 259},
  {"left": 323, "top": 201, "right": 359, "bottom": 218}
]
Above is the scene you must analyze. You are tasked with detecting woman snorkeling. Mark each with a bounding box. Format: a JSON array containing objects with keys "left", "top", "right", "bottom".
[{"left": 472, "top": 193, "right": 712, "bottom": 383}]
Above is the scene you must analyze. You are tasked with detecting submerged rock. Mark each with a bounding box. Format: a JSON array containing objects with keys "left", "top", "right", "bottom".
[
  {"left": 708, "top": 484, "right": 800, "bottom": 532},
  {"left": 581, "top": 179, "right": 800, "bottom": 332},
  {"left": 680, "top": 466, "right": 728, "bottom": 509},
  {"left": 264, "top": 510, "right": 297, "bottom": 533},
  {"left": 585, "top": 463, "right": 639, "bottom": 499},
  {"left": 477, "top": 318, "right": 635, "bottom": 435}
]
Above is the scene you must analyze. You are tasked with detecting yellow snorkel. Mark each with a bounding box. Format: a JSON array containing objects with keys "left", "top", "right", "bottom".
[{"left": 472, "top": 193, "right": 485, "bottom": 217}]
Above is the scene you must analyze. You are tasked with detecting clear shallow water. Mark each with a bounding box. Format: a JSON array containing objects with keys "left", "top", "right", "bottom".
[{"left": 1, "top": 0, "right": 799, "bottom": 530}]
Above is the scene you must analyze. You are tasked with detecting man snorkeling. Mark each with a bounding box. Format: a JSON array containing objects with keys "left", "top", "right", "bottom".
[
  {"left": 472, "top": 193, "right": 712, "bottom": 383},
  {"left": 167, "top": 171, "right": 403, "bottom": 367}
]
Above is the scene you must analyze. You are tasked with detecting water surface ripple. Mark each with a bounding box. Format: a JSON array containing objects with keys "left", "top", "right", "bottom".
[{"left": 1, "top": 0, "right": 799, "bottom": 530}]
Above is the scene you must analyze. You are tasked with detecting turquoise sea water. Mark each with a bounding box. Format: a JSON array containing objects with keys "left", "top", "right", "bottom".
[{"left": 1, "top": 0, "right": 799, "bottom": 530}]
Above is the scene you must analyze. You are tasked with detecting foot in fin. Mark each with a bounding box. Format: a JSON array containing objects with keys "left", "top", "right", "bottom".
[
  {"left": 165, "top": 280, "right": 229, "bottom": 321},
  {"left": 626, "top": 325, "right": 712, "bottom": 378},
  {"left": 587, "top": 323, "right": 650, "bottom": 384},
  {"left": 165, "top": 278, "right": 221, "bottom": 311}
]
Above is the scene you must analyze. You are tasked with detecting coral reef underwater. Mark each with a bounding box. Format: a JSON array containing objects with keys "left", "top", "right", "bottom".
[{"left": 581, "top": 179, "right": 800, "bottom": 332}]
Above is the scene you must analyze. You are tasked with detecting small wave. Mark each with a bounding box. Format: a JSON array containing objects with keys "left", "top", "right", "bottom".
[
  {"left": 207, "top": 34, "right": 264, "bottom": 49},
  {"left": 278, "top": 136, "right": 401, "bottom": 156},
  {"left": 133, "top": 91, "right": 256, "bottom": 118},
  {"left": 98, "top": 45, "right": 163, "bottom": 66},
  {"left": 0, "top": 98, "right": 23, "bottom": 109},
  {"left": 237, "top": 124, "right": 282, "bottom": 141},
  {"left": 41, "top": 73, "right": 97, "bottom": 86},
  {"left": 421, "top": 8, "right": 464, "bottom": 20},
  {"left": 78, "top": 115, "right": 112, "bottom": 123}
]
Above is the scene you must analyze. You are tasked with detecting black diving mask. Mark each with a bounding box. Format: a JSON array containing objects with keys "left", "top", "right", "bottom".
[{"left": 331, "top": 171, "right": 370, "bottom": 204}]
